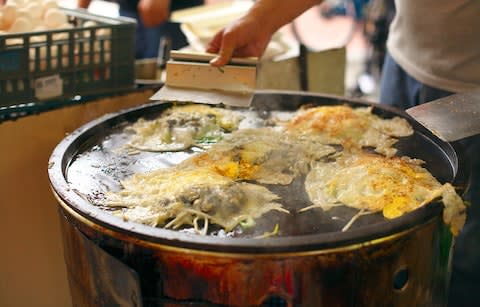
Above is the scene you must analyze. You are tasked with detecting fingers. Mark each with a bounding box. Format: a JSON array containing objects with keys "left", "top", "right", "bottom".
[
  {"left": 209, "top": 30, "right": 236, "bottom": 67},
  {"left": 206, "top": 30, "right": 223, "bottom": 53},
  {"left": 206, "top": 18, "right": 270, "bottom": 67},
  {"left": 210, "top": 48, "right": 234, "bottom": 67}
]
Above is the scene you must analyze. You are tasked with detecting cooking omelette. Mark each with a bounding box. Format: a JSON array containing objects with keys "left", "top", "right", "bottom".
[
  {"left": 179, "top": 127, "right": 336, "bottom": 185},
  {"left": 98, "top": 103, "right": 465, "bottom": 236},
  {"left": 126, "top": 104, "right": 244, "bottom": 152},
  {"left": 105, "top": 166, "right": 288, "bottom": 234},
  {"left": 286, "top": 105, "right": 413, "bottom": 157},
  {"left": 302, "top": 151, "right": 466, "bottom": 235}
]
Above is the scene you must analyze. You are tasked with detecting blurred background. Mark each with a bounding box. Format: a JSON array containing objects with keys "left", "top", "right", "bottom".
[
  {"left": 1, "top": 1, "right": 395, "bottom": 306},
  {"left": 58, "top": 0, "right": 394, "bottom": 101}
]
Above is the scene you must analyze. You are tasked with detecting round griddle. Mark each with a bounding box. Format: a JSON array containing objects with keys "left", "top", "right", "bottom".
[{"left": 48, "top": 90, "right": 468, "bottom": 253}]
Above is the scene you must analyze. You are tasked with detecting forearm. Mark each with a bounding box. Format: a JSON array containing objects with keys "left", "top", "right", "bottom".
[
  {"left": 77, "top": 0, "right": 92, "bottom": 9},
  {"left": 137, "top": 0, "right": 170, "bottom": 28},
  {"left": 249, "top": 0, "right": 323, "bottom": 34}
]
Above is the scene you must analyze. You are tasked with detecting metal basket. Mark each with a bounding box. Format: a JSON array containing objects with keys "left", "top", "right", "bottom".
[{"left": 0, "top": 8, "right": 136, "bottom": 107}]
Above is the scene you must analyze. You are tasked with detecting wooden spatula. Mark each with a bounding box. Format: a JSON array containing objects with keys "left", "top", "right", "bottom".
[{"left": 150, "top": 51, "right": 258, "bottom": 107}]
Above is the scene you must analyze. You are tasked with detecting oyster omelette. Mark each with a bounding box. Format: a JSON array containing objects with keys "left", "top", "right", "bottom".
[
  {"left": 302, "top": 151, "right": 466, "bottom": 235},
  {"left": 100, "top": 103, "right": 465, "bottom": 236},
  {"left": 125, "top": 104, "right": 244, "bottom": 152}
]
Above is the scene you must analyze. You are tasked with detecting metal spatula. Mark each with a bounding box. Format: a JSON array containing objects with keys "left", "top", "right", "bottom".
[
  {"left": 406, "top": 89, "right": 480, "bottom": 142},
  {"left": 150, "top": 51, "right": 258, "bottom": 107}
]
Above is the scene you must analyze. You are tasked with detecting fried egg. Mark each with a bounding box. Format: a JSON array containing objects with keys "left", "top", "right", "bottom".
[
  {"left": 179, "top": 127, "right": 336, "bottom": 185},
  {"left": 126, "top": 104, "right": 244, "bottom": 152},
  {"left": 302, "top": 151, "right": 466, "bottom": 235},
  {"left": 105, "top": 166, "right": 287, "bottom": 234},
  {"left": 286, "top": 105, "right": 413, "bottom": 157}
]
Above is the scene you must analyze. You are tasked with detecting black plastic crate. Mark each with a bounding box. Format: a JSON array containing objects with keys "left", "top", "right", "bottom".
[{"left": 0, "top": 8, "right": 136, "bottom": 107}]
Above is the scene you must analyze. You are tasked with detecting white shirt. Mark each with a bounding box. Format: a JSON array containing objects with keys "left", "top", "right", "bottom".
[{"left": 387, "top": 0, "right": 480, "bottom": 92}]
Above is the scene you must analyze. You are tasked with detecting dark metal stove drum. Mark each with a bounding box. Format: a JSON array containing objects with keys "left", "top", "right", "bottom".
[{"left": 48, "top": 91, "right": 468, "bottom": 307}]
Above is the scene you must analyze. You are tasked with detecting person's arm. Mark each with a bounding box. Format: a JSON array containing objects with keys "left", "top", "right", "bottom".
[
  {"left": 207, "top": 0, "right": 322, "bottom": 66},
  {"left": 77, "top": 0, "right": 92, "bottom": 9},
  {"left": 137, "top": 0, "right": 170, "bottom": 28}
]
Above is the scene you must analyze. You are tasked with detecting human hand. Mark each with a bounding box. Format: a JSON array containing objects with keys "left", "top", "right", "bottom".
[
  {"left": 206, "top": 13, "right": 274, "bottom": 67},
  {"left": 206, "top": 0, "right": 321, "bottom": 67},
  {"left": 137, "top": 0, "right": 170, "bottom": 28}
]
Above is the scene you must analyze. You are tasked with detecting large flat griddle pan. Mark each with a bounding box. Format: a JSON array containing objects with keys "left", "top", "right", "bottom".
[
  {"left": 48, "top": 90, "right": 469, "bottom": 253},
  {"left": 406, "top": 89, "right": 480, "bottom": 142}
]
